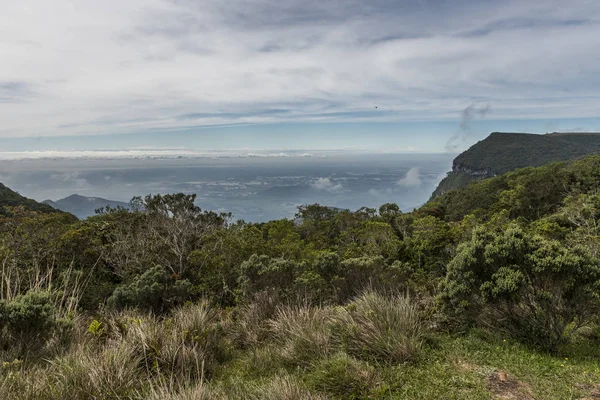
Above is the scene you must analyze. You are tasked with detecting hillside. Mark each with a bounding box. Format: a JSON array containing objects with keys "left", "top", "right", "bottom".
[
  {"left": 0, "top": 183, "right": 57, "bottom": 214},
  {"left": 4, "top": 158, "right": 600, "bottom": 399},
  {"left": 44, "top": 194, "right": 130, "bottom": 218},
  {"left": 432, "top": 131, "right": 600, "bottom": 198}
]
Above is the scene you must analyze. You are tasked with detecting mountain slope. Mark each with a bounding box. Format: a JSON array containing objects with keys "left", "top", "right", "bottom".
[
  {"left": 432, "top": 132, "right": 600, "bottom": 198},
  {"left": 426, "top": 154, "right": 600, "bottom": 222},
  {"left": 44, "top": 194, "right": 130, "bottom": 219},
  {"left": 0, "top": 183, "right": 57, "bottom": 214}
]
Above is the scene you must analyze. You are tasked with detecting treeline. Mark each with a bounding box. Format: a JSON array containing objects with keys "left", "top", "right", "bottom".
[{"left": 2, "top": 156, "right": 600, "bottom": 398}]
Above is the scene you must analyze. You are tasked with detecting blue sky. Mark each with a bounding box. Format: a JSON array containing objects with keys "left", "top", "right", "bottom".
[{"left": 1, "top": 0, "right": 600, "bottom": 156}]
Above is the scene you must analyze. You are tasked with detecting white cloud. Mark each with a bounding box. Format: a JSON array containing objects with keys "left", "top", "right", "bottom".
[
  {"left": 0, "top": 149, "right": 318, "bottom": 160},
  {"left": 1, "top": 1, "right": 600, "bottom": 138},
  {"left": 397, "top": 167, "right": 421, "bottom": 187},
  {"left": 50, "top": 171, "right": 89, "bottom": 187},
  {"left": 311, "top": 177, "right": 343, "bottom": 192}
]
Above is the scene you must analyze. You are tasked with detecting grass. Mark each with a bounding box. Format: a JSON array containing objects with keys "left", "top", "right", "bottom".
[
  {"left": 2, "top": 291, "right": 600, "bottom": 399},
  {"left": 340, "top": 291, "right": 423, "bottom": 363}
]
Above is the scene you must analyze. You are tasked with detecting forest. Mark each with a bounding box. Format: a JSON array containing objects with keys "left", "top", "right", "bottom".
[{"left": 2, "top": 156, "right": 600, "bottom": 399}]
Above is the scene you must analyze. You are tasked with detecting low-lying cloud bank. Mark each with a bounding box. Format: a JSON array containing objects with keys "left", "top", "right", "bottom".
[{"left": 0, "top": 149, "right": 321, "bottom": 161}]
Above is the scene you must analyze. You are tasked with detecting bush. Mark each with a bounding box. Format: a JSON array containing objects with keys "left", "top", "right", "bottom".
[
  {"left": 0, "top": 290, "right": 73, "bottom": 357},
  {"left": 440, "top": 224, "right": 600, "bottom": 351},
  {"left": 305, "top": 353, "right": 385, "bottom": 399},
  {"left": 338, "top": 291, "right": 423, "bottom": 363},
  {"left": 108, "top": 266, "right": 194, "bottom": 312},
  {"left": 238, "top": 255, "right": 306, "bottom": 301}
]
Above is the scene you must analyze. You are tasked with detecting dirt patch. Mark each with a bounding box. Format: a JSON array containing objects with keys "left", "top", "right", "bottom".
[
  {"left": 487, "top": 370, "right": 534, "bottom": 400},
  {"left": 577, "top": 383, "right": 600, "bottom": 400}
]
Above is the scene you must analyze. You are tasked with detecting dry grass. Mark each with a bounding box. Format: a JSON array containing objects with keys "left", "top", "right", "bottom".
[
  {"left": 0, "top": 293, "right": 427, "bottom": 399},
  {"left": 268, "top": 304, "right": 336, "bottom": 367},
  {"left": 340, "top": 290, "right": 423, "bottom": 363},
  {"left": 0, "top": 301, "right": 228, "bottom": 399},
  {"left": 230, "top": 290, "right": 279, "bottom": 348}
]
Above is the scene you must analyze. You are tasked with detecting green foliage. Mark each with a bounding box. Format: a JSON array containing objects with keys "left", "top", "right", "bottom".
[
  {"left": 6, "top": 149, "right": 600, "bottom": 397},
  {"left": 238, "top": 255, "right": 303, "bottom": 300},
  {"left": 405, "top": 215, "right": 453, "bottom": 275},
  {"left": 108, "top": 266, "right": 193, "bottom": 312},
  {"left": 0, "top": 183, "right": 60, "bottom": 215},
  {"left": 0, "top": 291, "right": 73, "bottom": 355},
  {"left": 433, "top": 132, "right": 600, "bottom": 198},
  {"left": 87, "top": 319, "right": 106, "bottom": 338},
  {"left": 455, "top": 132, "right": 600, "bottom": 176},
  {"left": 432, "top": 156, "right": 600, "bottom": 222},
  {"left": 441, "top": 223, "right": 600, "bottom": 350}
]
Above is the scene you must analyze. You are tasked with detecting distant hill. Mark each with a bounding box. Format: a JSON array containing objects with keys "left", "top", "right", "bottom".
[
  {"left": 432, "top": 132, "right": 600, "bottom": 198},
  {"left": 44, "top": 194, "right": 130, "bottom": 219},
  {"left": 0, "top": 183, "right": 57, "bottom": 214}
]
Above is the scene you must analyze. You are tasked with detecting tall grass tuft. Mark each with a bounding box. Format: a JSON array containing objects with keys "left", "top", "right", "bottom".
[
  {"left": 121, "top": 300, "right": 228, "bottom": 380},
  {"left": 230, "top": 290, "right": 279, "bottom": 349},
  {"left": 339, "top": 290, "right": 424, "bottom": 363},
  {"left": 268, "top": 304, "right": 336, "bottom": 367}
]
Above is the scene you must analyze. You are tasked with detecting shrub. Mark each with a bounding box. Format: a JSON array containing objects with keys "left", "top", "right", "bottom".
[
  {"left": 305, "top": 353, "right": 385, "bottom": 399},
  {"left": 238, "top": 255, "right": 306, "bottom": 301},
  {"left": 108, "top": 266, "right": 194, "bottom": 312},
  {"left": 338, "top": 290, "right": 423, "bottom": 363},
  {"left": 0, "top": 290, "right": 73, "bottom": 357},
  {"left": 440, "top": 224, "right": 600, "bottom": 351}
]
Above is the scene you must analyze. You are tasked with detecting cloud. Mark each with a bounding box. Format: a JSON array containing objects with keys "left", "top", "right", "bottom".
[
  {"left": 311, "top": 177, "right": 343, "bottom": 192},
  {"left": 1, "top": 1, "right": 600, "bottom": 138},
  {"left": 50, "top": 171, "right": 89, "bottom": 187},
  {"left": 397, "top": 167, "right": 421, "bottom": 187},
  {"left": 0, "top": 149, "right": 320, "bottom": 160},
  {"left": 446, "top": 103, "right": 491, "bottom": 151}
]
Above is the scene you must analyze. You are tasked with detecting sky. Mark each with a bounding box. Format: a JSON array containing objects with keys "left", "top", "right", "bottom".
[{"left": 2, "top": 0, "right": 600, "bottom": 155}]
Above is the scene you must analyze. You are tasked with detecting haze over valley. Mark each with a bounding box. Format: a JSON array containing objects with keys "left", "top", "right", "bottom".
[{"left": 1, "top": 152, "right": 453, "bottom": 220}]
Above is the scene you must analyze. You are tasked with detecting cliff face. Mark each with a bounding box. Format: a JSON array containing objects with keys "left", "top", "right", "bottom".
[{"left": 431, "top": 132, "right": 600, "bottom": 199}]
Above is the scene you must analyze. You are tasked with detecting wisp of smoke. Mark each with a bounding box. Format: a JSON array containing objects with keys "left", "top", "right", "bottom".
[{"left": 446, "top": 103, "right": 491, "bottom": 152}]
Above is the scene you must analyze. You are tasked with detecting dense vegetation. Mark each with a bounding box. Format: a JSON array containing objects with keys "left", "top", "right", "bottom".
[
  {"left": 0, "top": 183, "right": 59, "bottom": 215},
  {"left": 432, "top": 131, "right": 600, "bottom": 197},
  {"left": 3, "top": 156, "right": 600, "bottom": 398}
]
